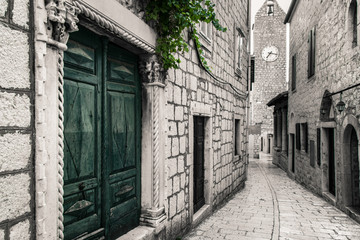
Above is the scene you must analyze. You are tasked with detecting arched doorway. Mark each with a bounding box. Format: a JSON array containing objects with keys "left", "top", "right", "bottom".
[{"left": 350, "top": 126, "right": 359, "bottom": 207}]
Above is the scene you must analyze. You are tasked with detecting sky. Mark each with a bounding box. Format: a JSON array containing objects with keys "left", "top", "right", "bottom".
[{"left": 251, "top": 0, "right": 291, "bottom": 24}]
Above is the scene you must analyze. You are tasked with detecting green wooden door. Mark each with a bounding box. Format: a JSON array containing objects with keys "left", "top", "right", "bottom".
[{"left": 63, "top": 28, "right": 141, "bottom": 240}]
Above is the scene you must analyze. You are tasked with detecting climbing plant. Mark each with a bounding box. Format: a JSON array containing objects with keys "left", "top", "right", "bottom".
[{"left": 146, "top": 0, "right": 227, "bottom": 70}]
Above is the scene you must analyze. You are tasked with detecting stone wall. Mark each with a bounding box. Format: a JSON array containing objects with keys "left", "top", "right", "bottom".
[
  {"left": 164, "top": 0, "right": 249, "bottom": 237},
  {"left": 287, "top": 0, "right": 360, "bottom": 216},
  {"left": 0, "top": 0, "right": 34, "bottom": 239},
  {"left": 250, "top": 0, "right": 287, "bottom": 157}
]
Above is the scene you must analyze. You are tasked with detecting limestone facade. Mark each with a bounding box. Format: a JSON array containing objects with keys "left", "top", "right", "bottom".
[
  {"left": 250, "top": 0, "right": 287, "bottom": 158},
  {"left": 0, "top": 0, "right": 34, "bottom": 239},
  {"left": 286, "top": 0, "right": 360, "bottom": 223},
  {"left": 0, "top": 0, "right": 250, "bottom": 239}
]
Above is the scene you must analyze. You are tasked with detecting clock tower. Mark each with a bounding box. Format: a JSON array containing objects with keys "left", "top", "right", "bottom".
[{"left": 249, "top": 0, "right": 287, "bottom": 158}]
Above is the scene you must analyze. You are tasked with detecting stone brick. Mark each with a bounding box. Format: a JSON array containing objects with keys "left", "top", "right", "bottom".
[
  {"left": 169, "top": 195, "right": 177, "bottom": 218},
  {"left": 178, "top": 155, "right": 185, "bottom": 173},
  {"left": 0, "top": 0, "right": 7, "bottom": 17},
  {"left": 179, "top": 136, "right": 186, "bottom": 154},
  {"left": 178, "top": 122, "right": 185, "bottom": 135},
  {"left": 10, "top": 219, "right": 30, "bottom": 240},
  {"left": 0, "top": 92, "right": 31, "bottom": 127},
  {"left": 171, "top": 137, "right": 179, "bottom": 157},
  {"left": 166, "top": 104, "right": 174, "bottom": 120},
  {"left": 173, "top": 175, "right": 180, "bottom": 193},
  {"left": 174, "top": 106, "right": 184, "bottom": 121},
  {"left": 13, "top": 0, "right": 29, "bottom": 28},
  {"left": 168, "top": 121, "right": 177, "bottom": 136},
  {"left": 177, "top": 190, "right": 185, "bottom": 212},
  {"left": 0, "top": 24, "right": 30, "bottom": 89},
  {"left": 168, "top": 157, "right": 178, "bottom": 178},
  {"left": 189, "top": 75, "right": 197, "bottom": 91},
  {"left": 0, "top": 173, "right": 31, "bottom": 222},
  {"left": 0, "top": 133, "right": 31, "bottom": 172},
  {"left": 174, "top": 85, "right": 182, "bottom": 105}
]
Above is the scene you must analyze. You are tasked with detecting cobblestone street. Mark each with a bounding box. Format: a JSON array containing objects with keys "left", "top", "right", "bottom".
[{"left": 184, "top": 153, "right": 360, "bottom": 240}]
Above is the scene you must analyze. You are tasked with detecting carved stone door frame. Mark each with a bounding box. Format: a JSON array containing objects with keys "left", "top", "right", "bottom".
[{"left": 34, "top": 0, "right": 166, "bottom": 238}]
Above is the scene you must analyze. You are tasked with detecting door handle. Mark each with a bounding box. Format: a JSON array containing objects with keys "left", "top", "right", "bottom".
[{"left": 115, "top": 185, "right": 134, "bottom": 197}]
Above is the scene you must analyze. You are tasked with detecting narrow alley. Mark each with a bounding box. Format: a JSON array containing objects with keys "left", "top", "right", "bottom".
[{"left": 184, "top": 154, "right": 360, "bottom": 240}]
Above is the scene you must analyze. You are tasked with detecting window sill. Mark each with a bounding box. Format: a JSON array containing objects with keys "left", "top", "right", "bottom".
[{"left": 307, "top": 73, "right": 316, "bottom": 82}]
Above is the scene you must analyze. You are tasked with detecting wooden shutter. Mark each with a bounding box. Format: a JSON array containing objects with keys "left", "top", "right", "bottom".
[
  {"left": 311, "top": 27, "right": 316, "bottom": 75},
  {"left": 308, "top": 30, "right": 312, "bottom": 77},
  {"left": 296, "top": 123, "right": 301, "bottom": 150},
  {"left": 317, "top": 128, "right": 321, "bottom": 166},
  {"left": 308, "top": 27, "right": 316, "bottom": 77},
  {"left": 291, "top": 54, "right": 296, "bottom": 91},
  {"left": 303, "top": 123, "right": 308, "bottom": 153}
]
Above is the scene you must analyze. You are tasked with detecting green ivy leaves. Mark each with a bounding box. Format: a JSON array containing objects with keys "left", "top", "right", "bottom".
[{"left": 146, "top": 0, "right": 227, "bottom": 70}]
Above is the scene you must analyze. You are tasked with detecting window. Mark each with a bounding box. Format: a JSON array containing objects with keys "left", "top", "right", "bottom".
[
  {"left": 250, "top": 57, "right": 255, "bottom": 91},
  {"left": 235, "top": 119, "right": 241, "bottom": 156},
  {"left": 267, "top": 5, "right": 274, "bottom": 16},
  {"left": 296, "top": 123, "right": 301, "bottom": 150},
  {"left": 291, "top": 54, "right": 296, "bottom": 91},
  {"left": 350, "top": 0, "right": 357, "bottom": 47},
  {"left": 199, "top": 2, "right": 212, "bottom": 41},
  {"left": 308, "top": 27, "right": 316, "bottom": 78},
  {"left": 267, "top": 0, "right": 274, "bottom": 16},
  {"left": 301, "top": 123, "right": 308, "bottom": 153},
  {"left": 235, "top": 28, "right": 245, "bottom": 76}
]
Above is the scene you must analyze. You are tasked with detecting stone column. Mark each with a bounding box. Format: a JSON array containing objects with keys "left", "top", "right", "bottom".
[
  {"left": 35, "top": 1, "right": 79, "bottom": 239},
  {"left": 282, "top": 109, "right": 287, "bottom": 152},
  {"left": 139, "top": 54, "right": 167, "bottom": 230}
]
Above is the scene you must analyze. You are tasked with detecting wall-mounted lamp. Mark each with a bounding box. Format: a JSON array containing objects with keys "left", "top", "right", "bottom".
[{"left": 336, "top": 93, "right": 346, "bottom": 113}]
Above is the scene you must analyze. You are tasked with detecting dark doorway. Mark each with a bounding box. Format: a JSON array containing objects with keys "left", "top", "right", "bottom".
[
  {"left": 328, "top": 128, "right": 336, "bottom": 195},
  {"left": 261, "top": 137, "right": 263, "bottom": 152},
  {"left": 193, "top": 116, "right": 205, "bottom": 213},
  {"left": 350, "top": 127, "right": 360, "bottom": 207},
  {"left": 268, "top": 138, "right": 271, "bottom": 153},
  {"left": 291, "top": 134, "right": 295, "bottom": 173}
]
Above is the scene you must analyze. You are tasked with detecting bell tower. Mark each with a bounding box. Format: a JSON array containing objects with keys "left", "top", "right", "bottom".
[{"left": 249, "top": 0, "right": 287, "bottom": 158}]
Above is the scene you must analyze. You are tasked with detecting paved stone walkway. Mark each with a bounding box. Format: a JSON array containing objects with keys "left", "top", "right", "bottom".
[{"left": 183, "top": 153, "right": 360, "bottom": 240}]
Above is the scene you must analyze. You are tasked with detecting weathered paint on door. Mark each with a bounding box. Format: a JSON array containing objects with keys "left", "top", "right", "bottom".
[
  {"left": 63, "top": 27, "right": 141, "bottom": 239},
  {"left": 193, "top": 116, "right": 205, "bottom": 213}
]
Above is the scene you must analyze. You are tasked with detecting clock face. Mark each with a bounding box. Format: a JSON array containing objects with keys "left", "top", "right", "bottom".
[{"left": 262, "top": 46, "right": 279, "bottom": 61}]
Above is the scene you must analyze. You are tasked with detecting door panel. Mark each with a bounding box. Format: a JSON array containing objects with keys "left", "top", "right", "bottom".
[
  {"left": 105, "top": 44, "right": 141, "bottom": 238},
  {"left": 107, "top": 91, "right": 136, "bottom": 172},
  {"left": 63, "top": 28, "right": 141, "bottom": 240},
  {"left": 194, "top": 117, "right": 205, "bottom": 213},
  {"left": 63, "top": 28, "right": 102, "bottom": 239}
]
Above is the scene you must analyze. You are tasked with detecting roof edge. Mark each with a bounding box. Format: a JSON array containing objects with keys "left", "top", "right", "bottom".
[
  {"left": 284, "top": 0, "right": 299, "bottom": 23},
  {"left": 267, "top": 91, "right": 288, "bottom": 106}
]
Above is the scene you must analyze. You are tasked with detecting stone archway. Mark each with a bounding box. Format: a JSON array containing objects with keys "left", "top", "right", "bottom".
[
  {"left": 320, "top": 90, "right": 334, "bottom": 121},
  {"left": 343, "top": 123, "right": 360, "bottom": 208}
]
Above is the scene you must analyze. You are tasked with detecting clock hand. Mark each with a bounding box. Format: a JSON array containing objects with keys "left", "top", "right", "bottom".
[{"left": 266, "top": 51, "right": 272, "bottom": 58}]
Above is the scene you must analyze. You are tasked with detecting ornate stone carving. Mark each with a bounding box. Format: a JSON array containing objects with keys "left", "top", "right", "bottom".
[
  {"left": 139, "top": 54, "right": 166, "bottom": 84},
  {"left": 72, "top": 1, "right": 155, "bottom": 53},
  {"left": 46, "top": 0, "right": 80, "bottom": 44},
  {"left": 115, "top": 0, "right": 149, "bottom": 19}
]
